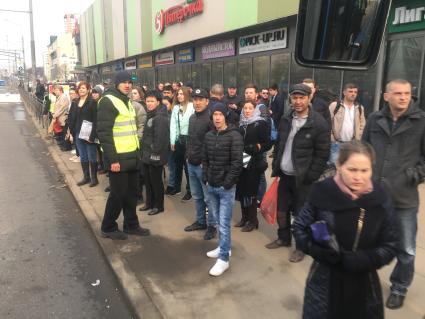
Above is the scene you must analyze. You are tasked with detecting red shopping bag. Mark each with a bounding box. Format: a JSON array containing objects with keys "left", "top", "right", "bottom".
[{"left": 260, "top": 177, "right": 279, "bottom": 224}]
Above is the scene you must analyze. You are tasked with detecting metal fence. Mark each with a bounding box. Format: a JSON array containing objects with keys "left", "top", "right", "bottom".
[{"left": 19, "top": 87, "right": 48, "bottom": 129}]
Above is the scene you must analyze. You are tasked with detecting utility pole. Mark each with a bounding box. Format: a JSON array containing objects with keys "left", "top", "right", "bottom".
[{"left": 29, "top": 0, "right": 37, "bottom": 91}]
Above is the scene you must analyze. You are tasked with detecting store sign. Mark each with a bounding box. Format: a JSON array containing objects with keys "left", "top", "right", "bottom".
[
  {"left": 178, "top": 48, "right": 194, "bottom": 63},
  {"left": 239, "top": 28, "right": 287, "bottom": 55},
  {"left": 101, "top": 65, "right": 112, "bottom": 73},
  {"left": 389, "top": 0, "right": 425, "bottom": 33},
  {"left": 155, "top": 0, "right": 203, "bottom": 35},
  {"left": 155, "top": 51, "right": 174, "bottom": 66},
  {"left": 138, "top": 56, "right": 153, "bottom": 68},
  {"left": 201, "top": 39, "right": 235, "bottom": 60},
  {"left": 124, "top": 59, "right": 137, "bottom": 70}
]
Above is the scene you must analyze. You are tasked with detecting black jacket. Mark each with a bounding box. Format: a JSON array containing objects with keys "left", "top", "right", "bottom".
[
  {"left": 293, "top": 178, "right": 398, "bottom": 319},
  {"left": 222, "top": 94, "right": 242, "bottom": 112},
  {"left": 312, "top": 95, "right": 331, "bottom": 128},
  {"left": 187, "top": 108, "right": 212, "bottom": 165},
  {"left": 141, "top": 105, "right": 170, "bottom": 166},
  {"left": 270, "top": 92, "right": 285, "bottom": 129},
  {"left": 202, "top": 125, "right": 243, "bottom": 189},
  {"left": 272, "top": 108, "right": 330, "bottom": 187},
  {"left": 236, "top": 120, "right": 271, "bottom": 197},
  {"left": 97, "top": 88, "right": 141, "bottom": 172},
  {"left": 73, "top": 97, "right": 98, "bottom": 142},
  {"left": 362, "top": 103, "right": 425, "bottom": 208}
]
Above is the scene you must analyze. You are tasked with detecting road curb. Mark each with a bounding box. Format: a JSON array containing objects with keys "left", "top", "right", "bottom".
[{"left": 22, "top": 98, "right": 163, "bottom": 319}]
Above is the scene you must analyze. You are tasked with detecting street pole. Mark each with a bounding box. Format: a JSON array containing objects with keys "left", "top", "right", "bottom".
[
  {"left": 29, "top": 0, "right": 36, "bottom": 91},
  {"left": 22, "top": 35, "right": 26, "bottom": 84}
]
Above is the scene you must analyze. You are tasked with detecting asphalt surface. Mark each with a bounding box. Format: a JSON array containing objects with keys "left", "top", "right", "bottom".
[{"left": 0, "top": 87, "right": 135, "bottom": 319}]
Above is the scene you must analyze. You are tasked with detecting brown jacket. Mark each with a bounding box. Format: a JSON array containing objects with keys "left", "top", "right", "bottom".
[
  {"left": 329, "top": 101, "right": 366, "bottom": 142},
  {"left": 53, "top": 93, "right": 70, "bottom": 126}
]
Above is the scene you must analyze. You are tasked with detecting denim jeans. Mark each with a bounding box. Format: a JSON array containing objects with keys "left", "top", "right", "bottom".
[
  {"left": 257, "top": 172, "right": 267, "bottom": 202},
  {"left": 167, "top": 151, "right": 176, "bottom": 188},
  {"left": 390, "top": 207, "right": 418, "bottom": 296},
  {"left": 187, "top": 163, "right": 216, "bottom": 226},
  {"left": 76, "top": 138, "right": 97, "bottom": 163},
  {"left": 208, "top": 185, "right": 236, "bottom": 262},
  {"left": 328, "top": 141, "right": 340, "bottom": 165}
]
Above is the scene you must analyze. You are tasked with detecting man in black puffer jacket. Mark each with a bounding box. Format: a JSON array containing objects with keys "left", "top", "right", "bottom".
[
  {"left": 184, "top": 88, "right": 217, "bottom": 240},
  {"left": 97, "top": 71, "right": 150, "bottom": 240},
  {"left": 203, "top": 103, "right": 243, "bottom": 277},
  {"left": 267, "top": 84, "right": 330, "bottom": 263}
]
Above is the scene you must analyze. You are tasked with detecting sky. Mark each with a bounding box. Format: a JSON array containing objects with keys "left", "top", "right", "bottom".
[{"left": 0, "top": 0, "right": 94, "bottom": 71}]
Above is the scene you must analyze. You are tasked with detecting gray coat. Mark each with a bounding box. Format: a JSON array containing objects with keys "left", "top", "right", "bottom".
[{"left": 362, "top": 103, "right": 425, "bottom": 208}]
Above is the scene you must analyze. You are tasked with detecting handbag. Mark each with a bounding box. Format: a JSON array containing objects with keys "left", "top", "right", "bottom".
[
  {"left": 175, "top": 108, "right": 188, "bottom": 154},
  {"left": 260, "top": 177, "right": 279, "bottom": 224},
  {"left": 53, "top": 119, "right": 63, "bottom": 134}
]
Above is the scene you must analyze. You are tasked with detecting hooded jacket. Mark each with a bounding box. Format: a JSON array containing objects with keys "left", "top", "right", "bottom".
[
  {"left": 362, "top": 102, "right": 425, "bottom": 208},
  {"left": 202, "top": 125, "right": 243, "bottom": 189}
]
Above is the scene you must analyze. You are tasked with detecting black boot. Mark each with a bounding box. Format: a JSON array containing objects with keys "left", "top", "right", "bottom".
[
  {"left": 77, "top": 162, "right": 90, "bottom": 186},
  {"left": 235, "top": 206, "right": 248, "bottom": 227},
  {"left": 241, "top": 203, "right": 259, "bottom": 232},
  {"left": 89, "top": 162, "right": 99, "bottom": 187}
]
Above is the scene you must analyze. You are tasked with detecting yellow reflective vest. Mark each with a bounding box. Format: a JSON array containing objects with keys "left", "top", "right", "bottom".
[
  {"left": 49, "top": 94, "right": 56, "bottom": 113},
  {"left": 103, "top": 95, "right": 140, "bottom": 154}
]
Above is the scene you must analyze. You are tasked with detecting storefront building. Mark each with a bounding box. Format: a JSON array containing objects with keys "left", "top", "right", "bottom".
[{"left": 79, "top": 0, "right": 425, "bottom": 114}]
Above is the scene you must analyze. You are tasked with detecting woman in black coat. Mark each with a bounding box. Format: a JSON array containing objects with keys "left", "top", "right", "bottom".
[
  {"left": 72, "top": 81, "right": 99, "bottom": 187},
  {"left": 235, "top": 100, "right": 271, "bottom": 232},
  {"left": 139, "top": 91, "right": 170, "bottom": 216},
  {"left": 293, "top": 141, "right": 398, "bottom": 319}
]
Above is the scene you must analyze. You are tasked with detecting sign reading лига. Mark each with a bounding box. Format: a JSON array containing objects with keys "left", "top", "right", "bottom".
[
  {"left": 155, "top": 0, "right": 203, "bottom": 35},
  {"left": 389, "top": 0, "right": 425, "bottom": 33},
  {"left": 239, "top": 28, "right": 287, "bottom": 55}
]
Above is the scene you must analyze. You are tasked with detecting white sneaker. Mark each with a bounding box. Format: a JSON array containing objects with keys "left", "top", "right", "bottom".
[
  {"left": 72, "top": 156, "right": 80, "bottom": 163},
  {"left": 71, "top": 149, "right": 76, "bottom": 154},
  {"left": 209, "top": 259, "right": 229, "bottom": 276},
  {"left": 206, "top": 247, "right": 231, "bottom": 258}
]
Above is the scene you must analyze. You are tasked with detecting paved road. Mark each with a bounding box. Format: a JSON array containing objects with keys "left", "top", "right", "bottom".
[{"left": 0, "top": 87, "right": 135, "bottom": 318}]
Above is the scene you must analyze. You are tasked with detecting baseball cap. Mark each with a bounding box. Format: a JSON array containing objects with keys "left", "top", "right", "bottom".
[{"left": 191, "top": 88, "right": 209, "bottom": 99}]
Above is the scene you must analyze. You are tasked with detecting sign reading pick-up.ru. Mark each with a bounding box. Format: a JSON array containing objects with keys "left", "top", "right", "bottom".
[{"left": 238, "top": 27, "right": 287, "bottom": 55}]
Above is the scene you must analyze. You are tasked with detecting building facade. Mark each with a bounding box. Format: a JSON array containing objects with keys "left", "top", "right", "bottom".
[
  {"left": 46, "top": 33, "right": 79, "bottom": 82},
  {"left": 79, "top": 0, "right": 425, "bottom": 113}
]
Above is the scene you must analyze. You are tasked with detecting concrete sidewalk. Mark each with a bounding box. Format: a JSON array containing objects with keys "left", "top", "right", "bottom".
[{"left": 25, "top": 102, "right": 425, "bottom": 319}]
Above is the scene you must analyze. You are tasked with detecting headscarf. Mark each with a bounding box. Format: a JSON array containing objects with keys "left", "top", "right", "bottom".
[{"left": 239, "top": 106, "right": 265, "bottom": 127}]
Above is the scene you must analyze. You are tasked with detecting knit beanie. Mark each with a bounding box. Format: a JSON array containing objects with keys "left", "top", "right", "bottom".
[{"left": 114, "top": 71, "right": 132, "bottom": 87}]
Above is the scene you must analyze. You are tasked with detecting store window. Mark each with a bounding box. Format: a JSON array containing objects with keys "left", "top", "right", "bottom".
[
  {"left": 385, "top": 37, "right": 424, "bottom": 95},
  {"left": 140, "top": 68, "right": 155, "bottom": 90},
  {"left": 182, "top": 64, "right": 192, "bottom": 85},
  {"left": 421, "top": 53, "right": 425, "bottom": 110},
  {"left": 270, "top": 53, "right": 290, "bottom": 95},
  {"left": 223, "top": 60, "right": 237, "bottom": 90},
  {"left": 314, "top": 69, "right": 342, "bottom": 97},
  {"left": 253, "top": 56, "right": 270, "bottom": 91},
  {"left": 175, "top": 65, "right": 183, "bottom": 83},
  {"left": 191, "top": 64, "right": 201, "bottom": 88},
  {"left": 167, "top": 66, "right": 177, "bottom": 83},
  {"left": 344, "top": 66, "right": 378, "bottom": 116},
  {"left": 290, "top": 53, "right": 313, "bottom": 85},
  {"left": 211, "top": 61, "right": 223, "bottom": 86},
  {"left": 202, "top": 63, "right": 211, "bottom": 90},
  {"left": 237, "top": 58, "right": 252, "bottom": 94}
]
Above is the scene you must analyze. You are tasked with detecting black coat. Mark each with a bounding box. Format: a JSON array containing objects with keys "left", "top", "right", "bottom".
[
  {"left": 97, "top": 88, "right": 141, "bottom": 172},
  {"left": 270, "top": 92, "right": 285, "bottom": 129},
  {"left": 312, "top": 95, "right": 331, "bottom": 128},
  {"left": 222, "top": 94, "right": 242, "bottom": 125},
  {"left": 272, "top": 108, "right": 330, "bottom": 187},
  {"left": 73, "top": 97, "right": 98, "bottom": 142},
  {"left": 67, "top": 99, "right": 78, "bottom": 137},
  {"left": 141, "top": 105, "right": 170, "bottom": 166},
  {"left": 236, "top": 120, "right": 271, "bottom": 198},
  {"left": 186, "top": 108, "right": 212, "bottom": 166},
  {"left": 202, "top": 125, "right": 243, "bottom": 189},
  {"left": 293, "top": 178, "right": 398, "bottom": 319},
  {"left": 362, "top": 103, "right": 425, "bottom": 209}
]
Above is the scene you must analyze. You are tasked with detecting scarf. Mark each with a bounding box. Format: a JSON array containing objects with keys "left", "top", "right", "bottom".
[
  {"left": 239, "top": 107, "right": 265, "bottom": 127},
  {"left": 333, "top": 172, "right": 373, "bottom": 200}
]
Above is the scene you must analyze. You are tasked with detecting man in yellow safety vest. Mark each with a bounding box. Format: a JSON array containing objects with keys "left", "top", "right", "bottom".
[{"left": 97, "top": 71, "right": 150, "bottom": 239}]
